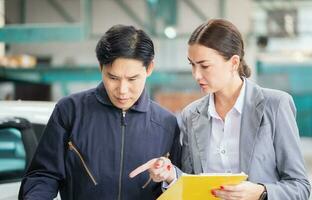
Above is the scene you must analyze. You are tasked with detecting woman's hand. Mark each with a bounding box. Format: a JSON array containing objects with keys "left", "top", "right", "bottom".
[
  {"left": 129, "top": 156, "right": 176, "bottom": 185},
  {"left": 212, "top": 181, "right": 265, "bottom": 200}
]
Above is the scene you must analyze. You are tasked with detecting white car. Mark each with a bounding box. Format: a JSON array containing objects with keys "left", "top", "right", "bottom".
[{"left": 0, "top": 101, "right": 55, "bottom": 200}]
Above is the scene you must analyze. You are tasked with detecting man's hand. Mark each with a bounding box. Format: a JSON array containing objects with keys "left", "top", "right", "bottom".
[
  {"left": 212, "top": 181, "right": 265, "bottom": 200},
  {"left": 129, "top": 156, "right": 176, "bottom": 184}
]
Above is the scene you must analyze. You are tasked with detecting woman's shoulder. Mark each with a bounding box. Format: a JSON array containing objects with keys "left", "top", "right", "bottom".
[
  {"left": 181, "top": 95, "right": 209, "bottom": 117},
  {"left": 260, "top": 86, "right": 293, "bottom": 105},
  {"left": 247, "top": 79, "right": 293, "bottom": 106}
]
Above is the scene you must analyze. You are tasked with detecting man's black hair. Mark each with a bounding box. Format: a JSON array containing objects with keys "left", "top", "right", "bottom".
[{"left": 96, "top": 25, "right": 154, "bottom": 68}]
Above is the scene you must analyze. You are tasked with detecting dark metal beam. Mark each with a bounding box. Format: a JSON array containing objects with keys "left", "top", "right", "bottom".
[
  {"left": 20, "top": 0, "right": 26, "bottom": 23},
  {"left": 46, "top": 0, "right": 75, "bottom": 23},
  {"left": 81, "top": 0, "right": 92, "bottom": 38},
  {"left": 182, "top": 0, "right": 207, "bottom": 21},
  {"left": 219, "top": 0, "right": 226, "bottom": 18},
  {"left": 0, "top": 0, "right": 91, "bottom": 43},
  {"left": 115, "top": 0, "right": 152, "bottom": 33}
]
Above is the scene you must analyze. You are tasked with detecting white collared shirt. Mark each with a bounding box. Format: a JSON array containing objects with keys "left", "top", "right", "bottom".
[{"left": 206, "top": 80, "right": 246, "bottom": 173}]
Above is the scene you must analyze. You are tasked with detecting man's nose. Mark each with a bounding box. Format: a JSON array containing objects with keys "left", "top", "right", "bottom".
[{"left": 119, "top": 81, "right": 129, "bottom": 94}]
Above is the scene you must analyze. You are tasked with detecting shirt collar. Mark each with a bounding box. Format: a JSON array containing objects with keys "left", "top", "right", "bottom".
[
  {"left": 233, "top": 78, "right": 246, "bottom": 114},
  {"left": 208, "top": 93, "right": 219, "bottom": 119},
  {"left": 94, "top": 82, "right": 150, "bottom": 112},
  {"left": 208, "top": 79, "right": 246, "bottom": 117}
]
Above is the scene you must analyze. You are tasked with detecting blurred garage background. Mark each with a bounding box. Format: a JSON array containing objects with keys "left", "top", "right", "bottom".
[{"left": 0, "top": 0, "right": 312, "bottom": 198}]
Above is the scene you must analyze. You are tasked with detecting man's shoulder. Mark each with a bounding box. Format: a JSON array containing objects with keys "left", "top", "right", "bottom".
[
  {"left": 149, "top": 100, "right": 175, "bottom": 117},
  {"left": 149, "top": 100, "right": 178, "bottom": 128},
  {"left": 56, "top": 87, "right": 97, "bottom": 109}
]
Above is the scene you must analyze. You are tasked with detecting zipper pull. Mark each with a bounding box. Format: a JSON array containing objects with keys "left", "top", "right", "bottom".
[
  {"left": 68, "top": 141, "right": 73, "bottom": 149},
  {"left": 121, "top": 111, "right": 127, "bottom": 126}
]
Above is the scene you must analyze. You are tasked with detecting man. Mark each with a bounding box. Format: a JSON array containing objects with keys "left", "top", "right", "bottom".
[{"left": 19, "top": 25, "right": 181, "bottom": 200}]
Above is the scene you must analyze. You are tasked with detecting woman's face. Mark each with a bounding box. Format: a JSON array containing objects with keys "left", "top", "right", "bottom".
[{"left": 188, "top": 44, "right": 236, "bottom": 93}]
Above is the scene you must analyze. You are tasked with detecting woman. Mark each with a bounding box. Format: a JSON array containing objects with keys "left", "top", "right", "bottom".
[{"left": 130, "top": 19, "right": 311, "bottom": 199}]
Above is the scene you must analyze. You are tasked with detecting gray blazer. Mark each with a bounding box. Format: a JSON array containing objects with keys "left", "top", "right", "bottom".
[{"left": 180, "top": 79, "right": 311, "bottom": 199}]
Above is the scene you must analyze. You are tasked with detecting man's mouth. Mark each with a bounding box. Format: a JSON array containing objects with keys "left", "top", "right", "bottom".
[{"left": 116, "top": 97, "right": 129, "bottom": 103}]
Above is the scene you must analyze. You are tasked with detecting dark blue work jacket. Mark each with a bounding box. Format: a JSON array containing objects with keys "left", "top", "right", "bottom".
[{"left": 19, "top": 83, "right": 181, "bottom": 200}]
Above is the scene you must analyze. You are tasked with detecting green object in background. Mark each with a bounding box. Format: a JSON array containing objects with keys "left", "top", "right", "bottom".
[
  {"left": 256, "top": 60, "right": 312, "bottom": 137},
  {"left": 293, "top": 95, "right": 312, "bottom": 137},
  {"left": 0, "top": 0, "right": 92, "bottom": 43},
  {"left": 0, "top": 23, "right": 86, "bottom": 43},
  {"left": 0, "top": 66, "right": 195, "bottom": 98},
  {"left": 0, "top": 128, "right": 26, "bottom": 173}
]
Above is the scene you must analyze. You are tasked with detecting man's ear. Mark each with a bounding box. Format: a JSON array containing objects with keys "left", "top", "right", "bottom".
[
  {"left": 146, "top": 60, "right": 154, "bottom": 77},
  {"left": 99, "top": 65, "right": 103, "bottom": 72}
]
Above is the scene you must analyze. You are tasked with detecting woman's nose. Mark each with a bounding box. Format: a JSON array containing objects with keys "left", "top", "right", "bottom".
[{"left": 192, "top": 67, "right": 202, "bottom": 81}]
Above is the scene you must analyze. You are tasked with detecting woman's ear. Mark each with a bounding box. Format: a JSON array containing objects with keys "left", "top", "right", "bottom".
[
  {"left": 146, "top": 60, "right": 154, "bottom": 77},
  {"left": 230, "top": 55, "right": 240, "bottom": 71}
]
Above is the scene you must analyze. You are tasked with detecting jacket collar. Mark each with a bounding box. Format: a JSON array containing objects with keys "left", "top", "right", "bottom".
[
  {"left": 94, "top": 82, "right": 150, "bottom": 112},
  {"left": 208, "top": 78, "right": 246, "bottom": 120},
  {"left": 239, "top": 78, "right": 265, "bottom": 174},
  {"left": 191, "top": 78, "right": 265, "bottom": 173}
]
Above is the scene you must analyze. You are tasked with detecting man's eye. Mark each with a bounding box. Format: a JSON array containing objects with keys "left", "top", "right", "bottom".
[
  {"left": 129, "top": 78, "right": 137, "bottom": 81},
  {"left": 201, "top": 65, "right": 210, "bottom": 69},
  {"left": 109, "top": 76, "right": 118, "bottom": 80}
]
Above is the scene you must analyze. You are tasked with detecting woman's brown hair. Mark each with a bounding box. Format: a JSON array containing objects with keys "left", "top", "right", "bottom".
[{"left": 188, "top": 19, "right": 251, "bottom": 78}]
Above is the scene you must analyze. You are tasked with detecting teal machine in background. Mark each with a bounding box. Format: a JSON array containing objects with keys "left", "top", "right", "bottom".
[{"left": 256, "top": 60, "right": 312, "bottom": 137}]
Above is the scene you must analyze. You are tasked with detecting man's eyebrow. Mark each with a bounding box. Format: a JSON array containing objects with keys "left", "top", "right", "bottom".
[
  {"left": 107, "top": 72, "right": 119, "bottom": 77},
  {"left": 127, "top": 74, "right": 140, "bottom": 79},
  {"left": 107, "top": 72, "right": 140, "bottom": 79}
]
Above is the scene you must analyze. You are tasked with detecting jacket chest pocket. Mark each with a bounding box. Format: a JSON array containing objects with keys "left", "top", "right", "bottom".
[{"left": 68, "top": 141, "right": 98, "bottom": 186}]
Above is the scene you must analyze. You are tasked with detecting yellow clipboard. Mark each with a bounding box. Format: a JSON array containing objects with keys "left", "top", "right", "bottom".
[{"left": 157, "top": 172, "right": 248, "bottom": 200}]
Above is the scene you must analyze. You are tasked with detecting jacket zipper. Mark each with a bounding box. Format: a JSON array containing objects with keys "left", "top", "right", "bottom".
[
  {"left": 117, "top": 111, "right": 126, "bottom": 200},
  {"left": 68, "top": 141, "right": 98, "bottom": 186}
]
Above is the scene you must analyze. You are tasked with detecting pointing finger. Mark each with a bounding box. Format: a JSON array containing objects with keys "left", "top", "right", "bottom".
[{"left": 129, "top": 158, "right": 157, "bottom": 178}]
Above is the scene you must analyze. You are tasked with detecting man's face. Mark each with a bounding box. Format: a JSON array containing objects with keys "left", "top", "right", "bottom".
[{"left": 101, "top": 58, "right": 153, "bottom": 111}]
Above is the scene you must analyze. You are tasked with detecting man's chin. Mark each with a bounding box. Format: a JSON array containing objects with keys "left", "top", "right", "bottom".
[{"left": 114, "top": 102, "right": 132, "bottom": 111}]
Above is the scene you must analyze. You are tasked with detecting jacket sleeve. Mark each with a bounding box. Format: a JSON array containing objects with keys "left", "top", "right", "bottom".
[
  {"left": 180, "top": 110, "right": 194, "bottom": 174},
  {"left": 169, "top": 121, "right": 182, "bottom": 169},
  {"left": 265, "top": 94, "right": 311, "bottom": 200},
  {"left": 19, "top": 104, "right": 69, "bottom": 200}
]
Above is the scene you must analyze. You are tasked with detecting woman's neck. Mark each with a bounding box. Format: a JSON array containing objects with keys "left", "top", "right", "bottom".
[{"left": 214, "top": 76, "right": 244, "bottom": 120}]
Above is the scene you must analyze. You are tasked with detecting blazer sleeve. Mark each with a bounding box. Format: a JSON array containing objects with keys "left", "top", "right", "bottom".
[
  {"left": 265, "top": 94, "right": 311, "bottom": 200},
  {"left": 18, "top": 104, "right": 69, "bottom": 200},
  {"left": 180, "top": 110, "right": 194, "bottom": 174}
]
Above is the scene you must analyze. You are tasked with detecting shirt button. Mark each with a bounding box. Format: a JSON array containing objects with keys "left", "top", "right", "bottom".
[{"left": 221, "top": 150, "right": 226, "bottom": 154}]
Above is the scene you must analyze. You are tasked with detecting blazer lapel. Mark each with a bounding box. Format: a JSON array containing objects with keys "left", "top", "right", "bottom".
[
  {"left": 239, "top": 79, "right": 265, "bottom": 174},
  {"left": 191, "top": 95, "right": 211, "bottom": 172}
]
